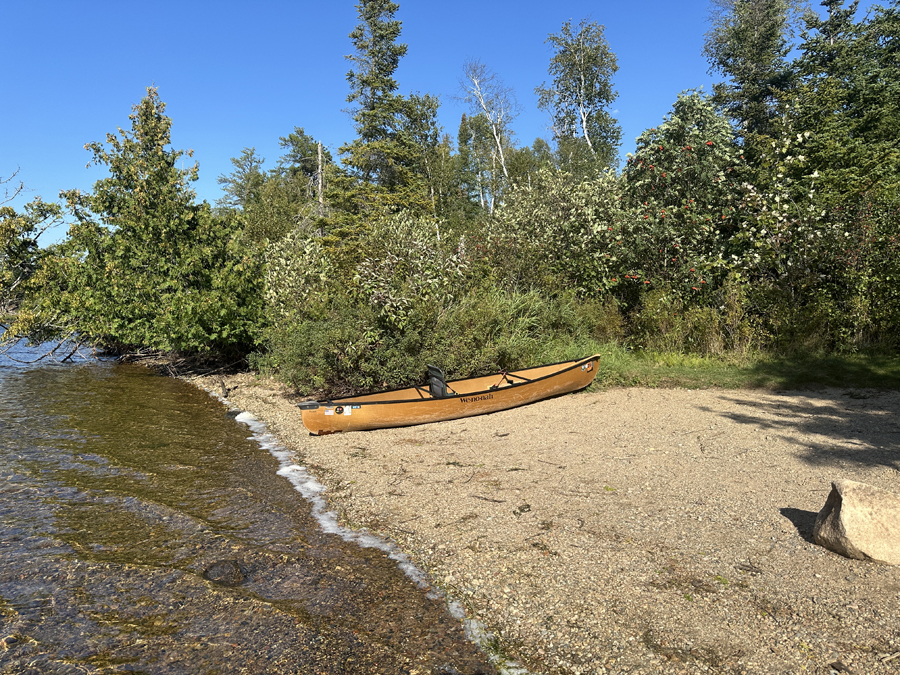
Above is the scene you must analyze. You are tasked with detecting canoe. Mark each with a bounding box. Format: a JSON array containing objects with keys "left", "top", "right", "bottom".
[{"left": 298, "top": 354, "right": 601, "bottom": 435}]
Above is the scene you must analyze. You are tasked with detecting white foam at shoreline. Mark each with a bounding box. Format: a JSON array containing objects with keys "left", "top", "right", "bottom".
[
  {"left": 235, "top": 411, "right": 435, "bottom": 589},
  {"left": 231, "top": 408, "right": 530, "bottom": 675}
]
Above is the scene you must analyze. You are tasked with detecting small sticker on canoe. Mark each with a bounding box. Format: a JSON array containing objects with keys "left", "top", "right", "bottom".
[
  {"left": 582, "top": 362, "right": 594, "bottom": 372},
  {"left": 324, "top": 409, "right": 334, "bottom": 416},
  {"left": 335, "top": 406, "right": 345, "bottom": 415},
  {"left": 351, "top": 405, "right": 361, "bottom": 409}
]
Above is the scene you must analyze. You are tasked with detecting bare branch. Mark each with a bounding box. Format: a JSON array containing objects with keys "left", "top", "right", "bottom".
[
  {"left": 0, "top": 332, "right": 86, "bottom": 364},
  {"left": 1, "top": 168, "right": 27, "bottom": 206}
]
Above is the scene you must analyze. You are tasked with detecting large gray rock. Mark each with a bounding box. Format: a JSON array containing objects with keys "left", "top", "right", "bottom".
[{"left": 813, "top": 479, "right": 900, "bottom": 565}]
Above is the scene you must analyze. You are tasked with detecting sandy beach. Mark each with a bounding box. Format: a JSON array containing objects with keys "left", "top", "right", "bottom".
[{"left": 195, "top": 373, "right": 900, "bottom": 675}]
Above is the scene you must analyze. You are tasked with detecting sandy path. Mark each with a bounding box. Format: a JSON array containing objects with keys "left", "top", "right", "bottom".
[{"left": 197, "top": 374, "right": 900, "bottom": 675}]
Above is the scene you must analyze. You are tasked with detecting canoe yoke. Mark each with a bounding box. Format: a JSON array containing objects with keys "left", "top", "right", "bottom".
[
  {"left": 428, "top": 365, "right": 533, "bottom": 398},
  {"left": 488, "top": 371, "right": 533, "bottom": 390}
]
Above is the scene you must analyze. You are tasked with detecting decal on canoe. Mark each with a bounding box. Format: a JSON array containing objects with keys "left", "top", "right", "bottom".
[{"left": 460, "top": 393, "right": 494, "bottom": 404}]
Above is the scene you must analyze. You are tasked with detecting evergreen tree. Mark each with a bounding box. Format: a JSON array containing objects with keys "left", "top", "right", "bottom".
[
  {"left": 217, "top": 133, "right": 334, "bottom": 245},
  {"left": 0, "top": 197, "right": 62, "bottom": 316},
  {"left": 276, "top": 127, "right": 332, "bottom": 181},
  {"left": 345, "top": 0, "right": 407, "bottom": 148},
  {"left": 216, "top": 147, "right": 266, "bottom": 210},
  {"left": 342, "top": 0, "right": 409, "bottom": 189},
  {"left": 339, "top": 0, "right": 438, "bottom": 215},
  {"left": 790, "top": 0, "right": 900, "bottom": 200},
  {"left": 703, "top": 0, "right": 802, "bottom": 160},
  {"left": 507, "top": 139, "right": 555, "bottom": 189},
  {"left": 12, "top": 87, "right": 262, "bottom": 354}
]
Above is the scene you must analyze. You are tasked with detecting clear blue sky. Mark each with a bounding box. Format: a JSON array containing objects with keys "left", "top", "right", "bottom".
[{"left": 1, "top": 0, "right": 866, "bottom": 243}]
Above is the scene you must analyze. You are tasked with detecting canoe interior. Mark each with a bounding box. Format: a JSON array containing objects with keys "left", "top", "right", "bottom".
[{"left": 318, "top": 356, "right": 597, "bottom": 405}]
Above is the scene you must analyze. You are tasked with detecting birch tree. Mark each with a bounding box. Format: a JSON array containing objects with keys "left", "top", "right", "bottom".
[
  {"left": 535, "top": 19, "right": 622, "bottom": 170},
  {"left": 460, "top": 59, "right": 519, "bottom": 181}
]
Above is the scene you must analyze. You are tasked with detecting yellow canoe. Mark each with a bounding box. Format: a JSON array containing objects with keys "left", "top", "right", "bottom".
[{"left": 299, "top": 354, "right": 601, "bottom": 435}]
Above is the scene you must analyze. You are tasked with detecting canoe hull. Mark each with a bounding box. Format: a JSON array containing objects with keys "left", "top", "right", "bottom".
[{"left": 300, "top": 355, "right": 600, "bottom": 435}]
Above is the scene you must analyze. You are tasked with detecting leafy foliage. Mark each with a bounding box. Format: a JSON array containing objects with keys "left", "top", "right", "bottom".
[
  {"left": 0, "top": 198, "right": 62, "bottom": 314},
  {"left": 9, "top": 88, "right": 263, "bottom": 355},
  {"left": 621, "top": 91, "right": 747, "bottom": 291},
  {"left": 487, "top": 167, "right": 624, "bottom": 295},
  {"left": 12, "top": 1, "right": 900, "bottom": 389}
]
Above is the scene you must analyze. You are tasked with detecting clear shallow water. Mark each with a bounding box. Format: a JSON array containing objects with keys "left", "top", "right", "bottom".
[{"left": 0, "top": 339, "right": 494, "bottom": 674}]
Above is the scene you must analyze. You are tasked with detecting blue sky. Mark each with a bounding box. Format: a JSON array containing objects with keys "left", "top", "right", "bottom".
[{"left": 1, "top": 0, "right": 869, "bottom": 243}]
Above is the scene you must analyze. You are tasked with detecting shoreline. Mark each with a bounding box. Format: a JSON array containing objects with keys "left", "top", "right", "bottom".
[{"left": 193, "top": 371, "right": 900, "bottom": 675}]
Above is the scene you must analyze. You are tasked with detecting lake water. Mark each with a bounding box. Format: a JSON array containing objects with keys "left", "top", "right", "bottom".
[{"left": 0, "top": 336, "right": 494, "bottom": 674}]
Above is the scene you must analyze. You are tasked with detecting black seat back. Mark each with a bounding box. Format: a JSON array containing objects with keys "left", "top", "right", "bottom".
[{"left": 427, "top": 364, "right": 448, "bottom": 398}]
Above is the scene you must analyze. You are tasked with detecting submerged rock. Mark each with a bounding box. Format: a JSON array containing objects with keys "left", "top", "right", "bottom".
[
  {"left": 202, "top": 559, "right": 245, "bottom": 586},
  {"left": 813, "top": 479, "right": 900, "bottom": 565}
]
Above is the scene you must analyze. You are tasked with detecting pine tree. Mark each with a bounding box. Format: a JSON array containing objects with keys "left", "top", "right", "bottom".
[
  {"left": 789, "top": 0, "right": 900, "bottom": 200},
  {"left": 339, "top": 0, "right": 437, "bottom": 215},
  {"left": 703, "top": 0, "right": 802, "bottom": 160}
]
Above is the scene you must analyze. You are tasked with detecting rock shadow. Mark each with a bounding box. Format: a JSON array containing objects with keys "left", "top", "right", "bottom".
[{"left": 779, "top": 507, "right": 818, "bottom": 543}]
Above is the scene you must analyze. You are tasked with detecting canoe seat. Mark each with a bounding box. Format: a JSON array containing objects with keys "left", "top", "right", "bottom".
[{"left": 427, "top": 364, "right": 451, "bottom": 398}]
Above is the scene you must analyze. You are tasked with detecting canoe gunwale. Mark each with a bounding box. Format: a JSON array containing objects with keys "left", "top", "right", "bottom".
[{"left": 310, "top": 354, "right": 599, "bottom": 408}]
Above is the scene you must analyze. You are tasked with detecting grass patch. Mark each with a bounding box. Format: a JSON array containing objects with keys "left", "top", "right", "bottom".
[{"left": 585, "top": 345, "right": 900, "bottom": 391}]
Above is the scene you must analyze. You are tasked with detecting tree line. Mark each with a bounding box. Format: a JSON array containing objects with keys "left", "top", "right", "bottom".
[{"left": 2, "top": 0, "right": 898, "bottom": 394}]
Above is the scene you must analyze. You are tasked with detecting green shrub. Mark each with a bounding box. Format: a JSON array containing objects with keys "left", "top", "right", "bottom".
[
  {"left": 256, "top": 278, "right": 621, "bottom": 397},
  {"left": 630, "top": 275, "right": 760, "bottom": 356}
]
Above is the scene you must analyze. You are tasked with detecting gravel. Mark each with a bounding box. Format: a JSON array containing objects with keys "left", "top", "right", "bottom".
[{"left": 197, "top": 374, "right": 900, "bottom": 675}]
